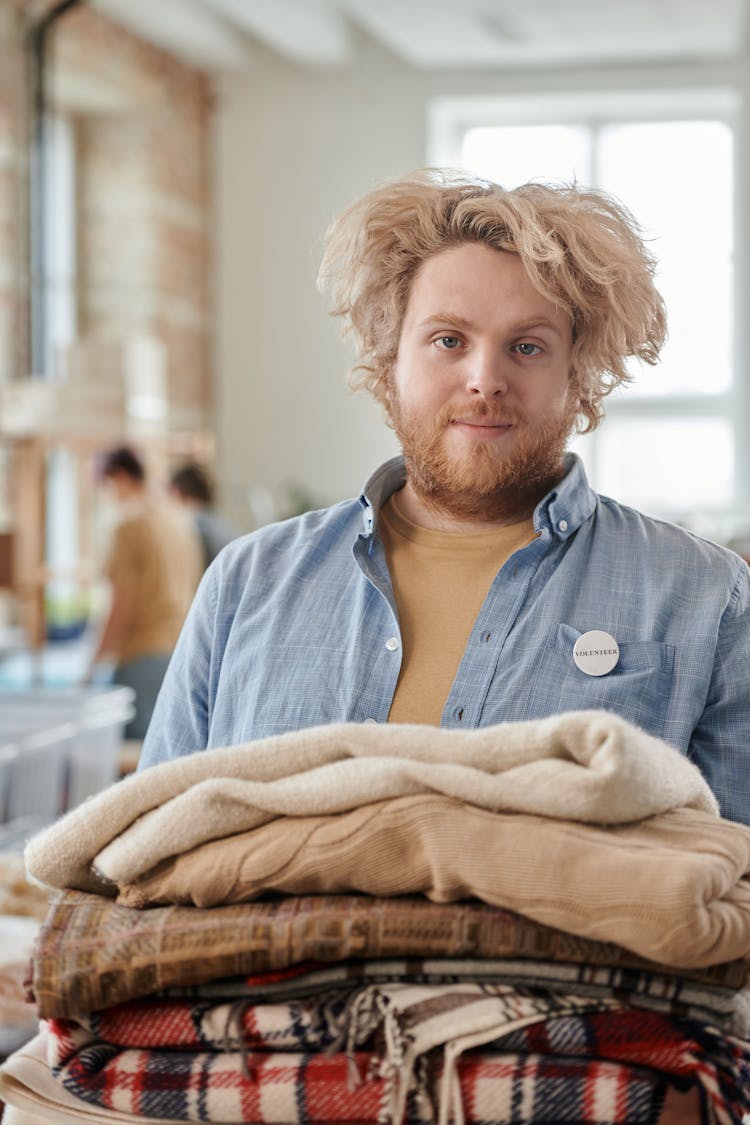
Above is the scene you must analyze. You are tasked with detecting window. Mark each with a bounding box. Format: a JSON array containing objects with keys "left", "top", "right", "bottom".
[
  {"left": 44, "top": 115, "right": 81, "bottom": 635},
  {"left": 429, "top": 90, "right": 742, "bottom": 534}
]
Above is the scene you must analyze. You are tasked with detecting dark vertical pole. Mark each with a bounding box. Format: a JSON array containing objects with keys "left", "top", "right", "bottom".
[{"left": 27, "top": 0, "right": 83, "bottom": 376}]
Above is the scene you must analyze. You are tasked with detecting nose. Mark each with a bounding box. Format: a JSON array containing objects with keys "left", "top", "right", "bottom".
[{"left": 465, "top": 346, "right": 509, "bottom": 398}]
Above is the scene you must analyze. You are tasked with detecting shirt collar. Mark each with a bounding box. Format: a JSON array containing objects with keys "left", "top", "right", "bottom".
[
  {"left": 533, "top": 453, "right": 598, "bottom": 540},
  {"left": 358, "top": 452, "right": 596, "bottom": 540},
  {"left": 359, "top": 456, "right": 406, "bottom": 536}
]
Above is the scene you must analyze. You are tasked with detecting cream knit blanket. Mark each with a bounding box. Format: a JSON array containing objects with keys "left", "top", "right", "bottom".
[{"left": 25, "top": 710, "right": 718, "bottom": 895}]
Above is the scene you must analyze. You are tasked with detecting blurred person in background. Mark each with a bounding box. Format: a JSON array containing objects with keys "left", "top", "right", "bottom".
[
  {"left": 168, "top": 461, "right": 239, "bottom": 571},
  {"left": 86, "top": 446, "right": 201, "bottom": 739}
]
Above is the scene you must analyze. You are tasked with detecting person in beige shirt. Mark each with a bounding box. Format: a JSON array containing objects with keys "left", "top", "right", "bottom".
[{"left": 87, "top": 446, "right": 201, "bottom": 739}]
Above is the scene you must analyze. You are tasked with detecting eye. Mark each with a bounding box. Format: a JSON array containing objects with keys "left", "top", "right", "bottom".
[
  {"left": 435, "top": 335, "right": 462, "bottom": 350},
  {"left": 512, "top": 342, "right": 543, "bottom": 357}
]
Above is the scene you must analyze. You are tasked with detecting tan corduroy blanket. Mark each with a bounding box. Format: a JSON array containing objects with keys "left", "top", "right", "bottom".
[
  {"left": 25, "top": 710, "right": 717, "bottom": 895},
  {"left": 116, "top": 795, "right": 750, "bottom": 969}
]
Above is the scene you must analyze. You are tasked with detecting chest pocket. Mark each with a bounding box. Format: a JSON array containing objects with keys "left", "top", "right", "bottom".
[{"left": 526, "top": 623, "right": 675, "bottom": 739}]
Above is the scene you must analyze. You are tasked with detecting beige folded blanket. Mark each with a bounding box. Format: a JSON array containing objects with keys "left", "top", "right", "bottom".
[
  {"left": 25, "top": 711, "right": 717, "bottom": 895},
  {"left": 118, "top": 795, "right": 750, "bottom": 969}
]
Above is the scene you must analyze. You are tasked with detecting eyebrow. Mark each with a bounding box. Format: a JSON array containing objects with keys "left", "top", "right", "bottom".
[
  {"left": 417, "top": 313, "right": 567, "bottom": 339},
  {"left": 514, "top": 317, "right": 567, "bottom": 339},
  {"left": 416, "top": 313, "right": 475, "bottom": 332}
]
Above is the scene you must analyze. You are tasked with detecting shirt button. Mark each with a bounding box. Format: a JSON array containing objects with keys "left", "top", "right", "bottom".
[
  {"left": 558, "top": 519, "right": 569, "bottom": 532},
  {"left": 385, "top": 637, "right": 399, "bottom": 651}
]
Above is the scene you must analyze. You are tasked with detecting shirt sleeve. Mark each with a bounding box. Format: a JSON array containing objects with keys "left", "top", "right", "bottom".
[
  {"left": 137, "top": 563, "right": 219, "bottom": 769},
  {"left": 687, "top": 563, "right": 750, "bottom": 826}
]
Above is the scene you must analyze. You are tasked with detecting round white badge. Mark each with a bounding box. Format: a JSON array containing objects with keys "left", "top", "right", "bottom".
[{"left": 573, "top": 630, "right": 620, "bottom": 677}]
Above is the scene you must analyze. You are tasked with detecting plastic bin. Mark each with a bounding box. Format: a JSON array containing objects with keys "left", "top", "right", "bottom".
[
  {"left": 67, "top": 697, "right": 135, "bottom": 808},
  {"left": 0, "top": 721, "right": 75, "bottom": 823},
  {"left": 0, "top": 743, "right": 17, "bottom": 824},
  {"left": 0, "top": 686, "right": 135, "bottom": 822}
]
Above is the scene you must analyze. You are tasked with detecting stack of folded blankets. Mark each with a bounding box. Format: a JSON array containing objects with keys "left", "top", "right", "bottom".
[{"left": 3, "top": 710, "right": 750, "bottom": 1124}]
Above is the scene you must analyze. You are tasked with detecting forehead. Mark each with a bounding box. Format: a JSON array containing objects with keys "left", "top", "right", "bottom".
[{"left": 404, "top": 242, "right": 568, "bottom": 330}]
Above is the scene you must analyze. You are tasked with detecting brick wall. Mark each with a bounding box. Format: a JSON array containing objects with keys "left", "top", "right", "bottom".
[{"left": 0, "top": 0, "right": 213, "bottom": 427}]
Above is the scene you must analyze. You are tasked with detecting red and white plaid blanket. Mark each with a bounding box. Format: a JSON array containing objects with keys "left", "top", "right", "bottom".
[
  {"left": 45, "top": 991, "right": 750, "bottom": 1124},
  {"left": 71, "top": 983, "right": 622, "bottom": 1054},
  {"left": 46, "top": 1026, "right": 672, "bottom": 1124}
]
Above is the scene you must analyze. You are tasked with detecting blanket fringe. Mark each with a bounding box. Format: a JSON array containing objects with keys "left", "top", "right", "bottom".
[
  {"left": 221, "top": 998, "right": 256, "bottom": 1079},
  {"left": 326, "top": 987, "right": 438, "bottom": 1123}
]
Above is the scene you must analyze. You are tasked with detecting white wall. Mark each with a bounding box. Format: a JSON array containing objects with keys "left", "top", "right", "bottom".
[
  {"left": 214, "top": 39, "right": 415, "bottom": 528},
  {"left": 214, "top": 38, "right": 750, "bottom": 528}
]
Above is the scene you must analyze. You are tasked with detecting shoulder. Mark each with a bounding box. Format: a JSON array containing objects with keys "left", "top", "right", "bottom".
[
  {"left": 594, "top": 492, "right": 739, "bottom": 556},
  {"left": 591, "top": 493, "right": 749, "bottom": 599},
  {"left": 206, "top": 497, "right": 361, "bottom": 581},
  {"left": 110, "top": 512, "right": 146, "bottom": 550}
]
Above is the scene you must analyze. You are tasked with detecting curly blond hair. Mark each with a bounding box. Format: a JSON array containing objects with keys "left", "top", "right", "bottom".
[{"left": 318, "top": 169, "right": 667, "bottom": 432}]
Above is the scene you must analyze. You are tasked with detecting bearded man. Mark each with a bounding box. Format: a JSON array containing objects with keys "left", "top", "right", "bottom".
[{"left": 139, "top": 170, "right": 750, "bottom": 827}]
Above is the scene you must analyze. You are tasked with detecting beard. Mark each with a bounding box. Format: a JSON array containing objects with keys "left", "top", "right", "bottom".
[{"left": 389, "top": 395, "right": 577, "bottom": 525}]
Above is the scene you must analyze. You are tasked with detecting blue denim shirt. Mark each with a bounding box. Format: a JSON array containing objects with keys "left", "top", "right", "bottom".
[{"left": 140, "top": 454, "right": 750, "bottom": 825}]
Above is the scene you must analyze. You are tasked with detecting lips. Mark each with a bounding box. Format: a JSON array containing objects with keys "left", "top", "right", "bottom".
[
  {"left": 446, "top": 405, "right": 517, "bottom": 428},
  {"left": 450, "top": 417, "right": 514, "bottom": 431}
]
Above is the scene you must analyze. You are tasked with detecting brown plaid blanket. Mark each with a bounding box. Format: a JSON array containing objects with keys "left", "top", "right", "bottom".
[{"left": 30, "top": 890, "right": 750, "bottom": 1019}]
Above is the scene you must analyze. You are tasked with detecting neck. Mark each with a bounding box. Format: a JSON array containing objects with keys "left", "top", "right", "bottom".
[{"left": 394, "top": 479, "right": 544, "bottom": 533}]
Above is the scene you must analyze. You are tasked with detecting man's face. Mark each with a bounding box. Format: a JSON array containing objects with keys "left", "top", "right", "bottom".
[{"left": 389, "top": 242, "right": 577, "bottom": 524}]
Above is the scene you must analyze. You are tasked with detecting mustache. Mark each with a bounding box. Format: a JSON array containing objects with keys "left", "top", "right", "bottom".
[{"left": 438, "top": 401, "right": 522, "bottom": 427}]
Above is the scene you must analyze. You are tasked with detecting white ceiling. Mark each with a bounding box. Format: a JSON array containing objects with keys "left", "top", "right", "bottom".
[{"left": 90, "top": 0, "right": 749, "bottom": 73}]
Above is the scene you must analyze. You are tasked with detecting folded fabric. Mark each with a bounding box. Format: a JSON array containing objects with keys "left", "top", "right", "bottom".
[
  {"left": 68, "top": 978, "right": 734, "bottom": 1055},
  {"left": 156, "top": 958, "right": 750, "bottom": 1037},
  {"left": 0, "top": 1028, "right": 676, "bottom": 1125},
  {"left": 52, "top": 983, "right": 624, "bottom": 1121},
  {"left": 42, "top": 1003, "right": 750, "bottom": 1125},
  {"left": 117, "top": 795, "right": 750, "bottom": 969},
  {"left": 0, "top": 1031, "right": 198, "bottom": 1123},
  {"left": 31, "top": 891, "right": 748, "bottom": 1019},
  {"left": 24, "top": 711, "right": 719, "bottom": 895},
  {"left": 471, "top": 1010, "right": 750, "bottom": 1125}
]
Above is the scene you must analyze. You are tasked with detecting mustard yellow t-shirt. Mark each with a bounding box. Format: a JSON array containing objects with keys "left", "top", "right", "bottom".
[
  {"left": 105, "top": 500, "right": 201, "bottom": 663},
  {"left": 380, "top": 492, "right": 537, "bottom": 726}
]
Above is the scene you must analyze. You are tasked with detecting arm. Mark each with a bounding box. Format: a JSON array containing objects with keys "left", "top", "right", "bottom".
[
  {"left": 87, "top": 520, "right": 137, "bottom": 680},
  {"left": 688, "top": 565, "right": 750, "bottom": 826},
  {"left": 87, "top": 583, "right": 135, "bottom": 675}
]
